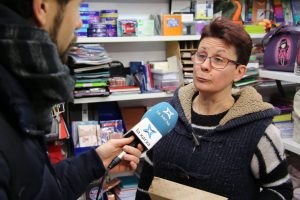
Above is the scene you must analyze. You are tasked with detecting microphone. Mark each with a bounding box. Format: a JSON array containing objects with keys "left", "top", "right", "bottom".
[{"left": 107, "top": 102, "right": 178, "bottom": 170}]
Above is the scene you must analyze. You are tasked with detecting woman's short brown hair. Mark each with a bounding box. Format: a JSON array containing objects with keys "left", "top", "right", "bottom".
[{"left": 199, "top": 17, "right": 253, "bottom": 66}]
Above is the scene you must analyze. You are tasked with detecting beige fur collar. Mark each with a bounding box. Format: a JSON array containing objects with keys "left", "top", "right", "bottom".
[{"left": 178, "top": 84, "right": 274, "bottom": 125}]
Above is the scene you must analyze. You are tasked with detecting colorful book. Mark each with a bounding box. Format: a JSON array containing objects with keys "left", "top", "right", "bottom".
[
  {"left": 109, "top": 86, "right": 140, "bottom": 92},
  {"left": 162, "top": 15, "right": 182, "bottom": 36},
  {"left": 75, "top": 82, "right": 108, "bottom": 88},
  {"left": 273, "top": 113, "right": 292, "bottom": 122}
]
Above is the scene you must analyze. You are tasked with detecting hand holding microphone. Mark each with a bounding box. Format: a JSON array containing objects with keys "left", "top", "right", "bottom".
[
  {"left": 95, "top": 136, "right": 143, "bottom": 172},
  {"left": 106, "top": 102, "right": 178, "bottom": 170},
  {"left": 95, "top": 102, "right": 178, "bottom": 200}
]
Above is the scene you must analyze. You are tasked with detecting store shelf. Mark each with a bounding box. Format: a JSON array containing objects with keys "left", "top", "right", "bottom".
[
  {"left": 250, "top": 34, "right": 266, "bottom": 39},
  {"left": 282, "top": 138, "right": 300, "bottom": 155},
  {"left": 76, "top": 34, "right": 264, "bottom": 44},
  {"left": 259, "top": 69, "right": 300, "bottom": 84},
  {"left": 76, "top": 35, "right": 201, "bottom": 43},
  {"left": 73, "top": 92, "right": 173, "bottom": 104}
]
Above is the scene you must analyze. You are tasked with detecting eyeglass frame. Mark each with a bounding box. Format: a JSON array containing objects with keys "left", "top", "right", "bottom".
[{"left": 191, "top": 52, "right": 241, "bottom": 70}]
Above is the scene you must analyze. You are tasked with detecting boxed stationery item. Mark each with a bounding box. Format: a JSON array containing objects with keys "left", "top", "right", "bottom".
[
  {"left": 154, "top": 79, "right": 180, "bottom": 91},
  {"left": 117, "top": 19, "right": 138, "bottom": 37},
  {"left": 72, "top": 121, "right": 99, "bottom": 155},
  {"left": 72, "top": 119, "right": 124, "bottom": 155},
  {"left": 193, "top": 0, "right": 214, "bottom": 21},
  {"left": 162, "top": 14, "right": 182, "bottom": 36},
  {"left": 78, "top": 124, "right": 99, "bottom": 147},
  {"left": 149, "top": 177, "right": 227, "bottom": 200},
  {"left": 137, "top": 19, "right": 155, "bottom": 36}
]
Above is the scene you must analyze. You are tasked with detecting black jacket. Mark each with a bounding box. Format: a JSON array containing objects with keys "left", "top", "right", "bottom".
[
  {"left": 0, "top": 63, "right": 105, "bottom": 200},
  {"left": 0, "top": 5, "right": 106, "bottom": 200}
]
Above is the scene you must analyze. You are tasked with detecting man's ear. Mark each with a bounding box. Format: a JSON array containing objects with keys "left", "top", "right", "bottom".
[
  {"left": 233, "top": 64, "right": 247, "bottom": 82},
  {"left": 32, "top": 0, "right": 49, "bottom": 27}
]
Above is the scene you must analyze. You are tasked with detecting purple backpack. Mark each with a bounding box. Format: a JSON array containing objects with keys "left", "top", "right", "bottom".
[{"left": 262, "top": 26, "right": 300, "bottom": 72}]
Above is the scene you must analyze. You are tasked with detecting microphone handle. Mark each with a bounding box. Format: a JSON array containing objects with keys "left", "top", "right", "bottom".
[{"left": 107, "top": 135, "right": 146, "bottom": 170}]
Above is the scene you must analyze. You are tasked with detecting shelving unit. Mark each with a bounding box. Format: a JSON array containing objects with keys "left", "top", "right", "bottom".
[
  {"left": 75, "top": 33, "right": 265, "bottom": 105},
  {"left": 259, "top": 69, "right": 300, "bottom": 83},
  {"left": 282, "top": 138, "right": 300, "bottom": 155},
  {"left": 259, "top": 69, "right": 300, "bottom": 155},
  {"left": 77, "top": 34, "right": 264, "bottom": 44},
  {"left": 74, "top": 92, "right": 173, "bottom": 104},
  {"left": 77, "top": 35, "right": 200, "bottom": 43}
]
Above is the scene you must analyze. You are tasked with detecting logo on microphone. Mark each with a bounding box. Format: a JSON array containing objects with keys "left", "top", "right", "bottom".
[
  {"left": 133, "top": 118, "right": 162, "bottom": 150},
  {"left": 163, "top": 107, "right": 174, "bottom": 120},
  {"left": 143, "top": 124, "right": 156, "bottom": 139}
]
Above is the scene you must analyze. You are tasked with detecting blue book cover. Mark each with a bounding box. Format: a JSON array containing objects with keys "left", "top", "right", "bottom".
[{"left": 119, "top": 175, "right": 139, "bottom": 189}]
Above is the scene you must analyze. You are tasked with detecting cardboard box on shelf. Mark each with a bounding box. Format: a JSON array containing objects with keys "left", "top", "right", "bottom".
[{"left": 149, "top": 177, "right": 227, "bottom": 200}]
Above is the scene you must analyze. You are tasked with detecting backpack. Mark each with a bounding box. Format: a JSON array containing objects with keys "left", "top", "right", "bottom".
[{"left": 262, "top": 25, "right": 300, "bottom": 72}]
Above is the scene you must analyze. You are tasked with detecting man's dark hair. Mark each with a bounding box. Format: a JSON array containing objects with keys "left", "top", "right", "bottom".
[
  {"left": 200, "top": 17, "right": 253, "bottom": 66},
  {"left": 0, "top": 0, "right": 70, "bottom": 19}
]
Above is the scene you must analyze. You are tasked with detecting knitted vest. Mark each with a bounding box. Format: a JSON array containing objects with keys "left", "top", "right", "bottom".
[{"left": 152, "top": 111, "right": 273, "bottom": 200}]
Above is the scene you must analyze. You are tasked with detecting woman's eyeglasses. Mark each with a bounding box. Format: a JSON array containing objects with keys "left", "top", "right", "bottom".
[{"left": 191, "top": 52, "right": 240, "bottom": 70}]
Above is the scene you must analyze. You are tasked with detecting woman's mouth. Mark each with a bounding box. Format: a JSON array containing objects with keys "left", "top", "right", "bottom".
[{"left": 196, "top": 77, "right": 209, "bottom": 82}]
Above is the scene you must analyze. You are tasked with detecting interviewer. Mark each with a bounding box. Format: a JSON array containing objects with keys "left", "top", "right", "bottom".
[{"left": 0, "top": 1, "right": 142, "bottom": 199}]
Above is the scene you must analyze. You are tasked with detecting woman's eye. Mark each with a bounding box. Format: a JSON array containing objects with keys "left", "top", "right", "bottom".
[
  {"left": 197, "top": 54, "right": 207, "bottom": 59},
  {"left": 213, "top": 57, "right": 225, "bottom": 63}
]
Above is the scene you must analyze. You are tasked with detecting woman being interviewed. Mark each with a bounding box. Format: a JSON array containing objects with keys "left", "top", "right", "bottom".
[{"left": 136, "top": 17, "right": 293, "bottom": 200}]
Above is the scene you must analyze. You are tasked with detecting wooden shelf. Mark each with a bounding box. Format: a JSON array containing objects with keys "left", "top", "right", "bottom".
[
  {"left": 259, "top": 69, "right": 300, "bottom": 156},
  {"left": 283, "top": 138, "right": 300, "bottom": 155},
  {"left": 259, "top": 69, "right": 300, "bottom": 84},
  {"left": 73, "top": 92, "right": 173, "bottom": 104}
]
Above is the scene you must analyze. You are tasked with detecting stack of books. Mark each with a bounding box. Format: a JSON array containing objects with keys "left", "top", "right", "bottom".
[
  {"left": 68, "top": 44, "right": 112, "bottom": 98},
  {"left": 109, "top": 86, "right": 141, "bottom": 95},
  {"left": 272, "top": 103, "right": 294, "bottom": 139},
  {"left": 234, "top": 63, "right": 259, "bottom": 88},
  {"left": 114, "top": 175, "right": 139, "bottom": 200}
]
